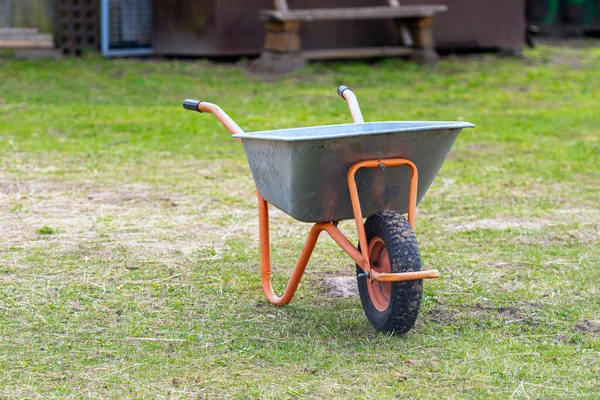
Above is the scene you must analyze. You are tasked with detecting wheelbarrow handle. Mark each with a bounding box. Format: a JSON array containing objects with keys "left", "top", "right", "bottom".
[
  {"left": 337, "top": 85, "right": 364, "bottom": 124},
  {"left": 337, "top": 85, "right": 351, "bottom": 97},
  {"left": 183, "top": 99, "right": 203, "bottom": 112},
  {"left": 182, "top": 99, "right": 244, "bottom": 136}
]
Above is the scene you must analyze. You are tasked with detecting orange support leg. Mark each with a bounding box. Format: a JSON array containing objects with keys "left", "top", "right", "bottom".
[{"left": 257, "top": 190, "right": 363, "bottom": 305}]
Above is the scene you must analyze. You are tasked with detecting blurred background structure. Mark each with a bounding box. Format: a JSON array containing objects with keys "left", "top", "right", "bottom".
[
  {"left": 101, "top": 0, "right": 152, "bottom": 56},
  {"left": 151, "top": 0, "right": 526, "bottom": 57},
  {"left": 527, "top": 0, "right": 600, "bottom": 36},
  {"left": 0, "top": 0, "right": 599, "bottom": 59},
  {"left": 0, "top": 0, "right": 59, "bottom": 58}
]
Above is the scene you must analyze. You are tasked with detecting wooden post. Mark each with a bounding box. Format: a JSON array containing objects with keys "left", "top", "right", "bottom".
[
  {"left": 404, "top": 17, "right": 439, "bottom": 64},
  {"left": 388, "top": 0, "right": 413, "bottom": 47},
  {"left": 274, "top": 0, "right": 289, "bottom": 12},
  {"left": 255, "top": 19, "right": 305, "bottom": 73},
  {"left": 263, "top": 20, "right": 300, "bottom": 53}
]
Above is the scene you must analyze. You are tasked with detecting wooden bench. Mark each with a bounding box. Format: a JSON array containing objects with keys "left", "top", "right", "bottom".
[{"left": 256, "top": 0, "right": 448, "bottom": 72}]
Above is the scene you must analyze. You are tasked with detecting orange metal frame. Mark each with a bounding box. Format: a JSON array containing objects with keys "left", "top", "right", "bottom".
[
  {"left": 190, "top": 92, "right": 440, "bottom": 306},
  {"left": 258, "top": 159, "right": 440, "bottom": 305}
]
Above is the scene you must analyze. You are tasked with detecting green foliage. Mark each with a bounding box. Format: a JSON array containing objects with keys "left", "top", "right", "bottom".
[{"left": 37, "top": 225, "right": 57, "bottom": 235}]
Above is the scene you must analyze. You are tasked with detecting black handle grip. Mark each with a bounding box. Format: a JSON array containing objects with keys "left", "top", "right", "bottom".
[
  {"left": 183, "top": 99, "right": 203, "bottom": 112},
  {"left": 337, "top": 85, "right": 351, "bottom": 98}
]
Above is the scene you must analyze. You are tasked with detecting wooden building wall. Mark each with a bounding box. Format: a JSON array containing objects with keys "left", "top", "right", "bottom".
[{"left": 0, "top": 0, "right": 56, "bottom": 33}]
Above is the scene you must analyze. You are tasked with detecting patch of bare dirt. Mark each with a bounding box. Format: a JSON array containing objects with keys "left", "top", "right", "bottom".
[
  {"left": 573, "top": 319, "right": 600, "bottom": 335},
  {"left": 425, "top": 308, "right": 458, "bottom": 325},
  {"left": 449, "top": 208, "right": 600, "bottom": 234},
  {"left": 468, "top": 304, "right": 527, "bottom": 321},
  {"left": 564, "top": 228, "right": 600, "bottom": 244},
  {"left": 514, "top": 227, "right": 600, "bottom": 246},
  {"left": 426, "top": 303, "right": 542, "bottom": 326},
  {"left": 320, "top": 277, "right": 359, "bottom": 298},
  {"left": 0, "top": 176, "right": 258, "bottom": 269},
  {"left": 450, "top": 218, "right": 554, "bottom": 231},
  {"left": 0, "top": 163, "right": 321, "bottom": 277},
  {"left": 85, "top": 191, "right": 177, "bottom": 206}
]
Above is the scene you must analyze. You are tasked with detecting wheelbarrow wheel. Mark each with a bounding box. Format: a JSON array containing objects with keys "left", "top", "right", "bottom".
[{"left": 356, "top": 210, "right": 422, "bottom": 334}]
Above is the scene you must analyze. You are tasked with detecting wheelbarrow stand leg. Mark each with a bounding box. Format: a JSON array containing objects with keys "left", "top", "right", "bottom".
[{"left": 257, "top": 190, "right": 362, "bottom": 305}]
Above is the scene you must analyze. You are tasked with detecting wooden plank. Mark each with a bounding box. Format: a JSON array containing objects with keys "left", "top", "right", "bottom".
[
  {"left": 303, "top": 46, "right": 413, "bottom": 60},
  {"left": 0, "top": 28, "right": 39, "bottom": 36},
  {"left": 0, "top": 34, "right": 53, "bottom": 42},
  {"left": 261, "top": 5, "right": 448, "bottom": 21},
  {"left": 0, "top": 39, "right": 53, "bottom": 49}
]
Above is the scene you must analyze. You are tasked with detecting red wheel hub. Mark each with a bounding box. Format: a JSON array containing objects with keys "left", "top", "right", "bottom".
[{"left": 366, "top": 236, "right": 391, "bottom": 311}]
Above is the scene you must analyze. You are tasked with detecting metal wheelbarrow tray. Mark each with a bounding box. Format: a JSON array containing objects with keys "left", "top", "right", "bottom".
[
  {"left": 183, "top": 86, "right": 474, "bottom": 334},
  {"left": 233, "top": 121, "right": 472, "bottom": 223}
]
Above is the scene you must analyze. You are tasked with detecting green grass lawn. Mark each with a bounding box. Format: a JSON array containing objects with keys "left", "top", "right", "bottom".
[{"left": 0, "top": 45, "right": 599, "bottom": 398}]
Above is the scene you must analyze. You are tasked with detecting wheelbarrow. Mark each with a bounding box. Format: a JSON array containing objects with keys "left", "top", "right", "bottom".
[{"left": 183, "top": 86, "right": 473, "bottom": 334}]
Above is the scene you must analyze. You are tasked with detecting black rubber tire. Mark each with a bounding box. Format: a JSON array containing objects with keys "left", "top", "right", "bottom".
[{"left": 356, "top": 210, "right": 423, "bottom": 334}]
